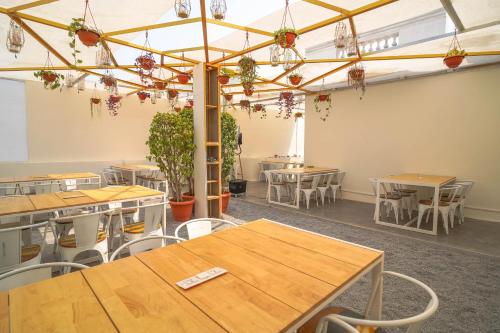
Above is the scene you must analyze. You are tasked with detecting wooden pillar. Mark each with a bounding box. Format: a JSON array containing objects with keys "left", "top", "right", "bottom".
[{"left": 192, "top": 63, "right": 222, "bottom": 218}]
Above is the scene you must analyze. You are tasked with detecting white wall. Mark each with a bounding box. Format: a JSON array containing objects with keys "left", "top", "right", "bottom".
[
  {"left": 305, "top": 64, "right": 500, "bottom": 222},
  {"left": 227, "top": 106, "right": 302, "bottom": 181},
  {"left": 0, "top": 80, "right": 168, "bottom": 176}
]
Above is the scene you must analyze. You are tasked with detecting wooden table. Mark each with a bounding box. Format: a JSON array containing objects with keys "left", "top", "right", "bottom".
[
  {"left": 0, "top": 186, "right": 166, "bottom": 230},
  {"left": 1, "top": 219, "right": 383, "bottom": 333},
  {"left": 111, "top": 164, "right": 160, "bottom": 185},
  {"left": 376, "top": 173, "right": 456, "bottom": 235},
  {"left": 0, "top": 172, "right": 101, "bottom": 194},
  {"left": 269, "top": 167, "right": 339, "bottom": 209}
]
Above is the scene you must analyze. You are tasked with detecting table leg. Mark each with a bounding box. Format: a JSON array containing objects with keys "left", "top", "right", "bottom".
[
  {"left": 365, "top": 261, "right": 383, "bottom": 320},
  {"left": 432, "top": 185, "right": 439, "bottom": 235},
  {"left": 132, "top": 170, "right": 136, "bottom": 185},
  {"left": 296, "top": 174, "right": 301, "bottom": 209}
]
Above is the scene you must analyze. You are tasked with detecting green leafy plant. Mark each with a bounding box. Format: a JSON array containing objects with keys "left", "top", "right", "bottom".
[
  {"left": 68, "top": 18, "right": 85, "bottom": 64},
  {"left": 274, "top": 27, "right": 298, "bottom": 48},
  {"left": 238, "top": 55, "right": 258, "bottom": 87},
  {"left": 33, "top": 70, "right": 64, "bottom": 90},
  {"left": 221, "top": 112, "right": 238, "bottom": 189},
  {"left": 146, "top": 107, "right": 196, "bottom": 202},
  {"left": 220, "top": 67, "right": 235, "bottom": 77},
  {"left": 314, "top": 93, "right": 332, "bottom": 122},
  {"left": 446, "top": 48, "right": 466, "bottom": 57}
]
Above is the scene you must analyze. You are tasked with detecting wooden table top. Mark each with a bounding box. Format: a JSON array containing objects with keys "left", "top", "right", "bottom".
[
  {"left": 381, "top": 173, "right": 456, "bottom": 186},
  {"left": 272, "top": 167, "right": 339, "bottom": 175},
  {"left": 262, "top": 157, "right": 304, "bottom": 164},
  {"left": 1, "top": 219, "right": 383, "bottom": 332},
  {"left": 0, "top": 186, "right": 163, "bottom": 216},
  {"left": 0, "top": 172, "right": 99, "bottom": 184},
  {"left": 111, "top": 164, "right": 159, "bottom": 171}
]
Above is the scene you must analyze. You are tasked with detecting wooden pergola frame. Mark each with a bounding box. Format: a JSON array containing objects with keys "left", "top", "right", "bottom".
[{"left": 0, "top": 0, "right": 499, "bottom": 97}]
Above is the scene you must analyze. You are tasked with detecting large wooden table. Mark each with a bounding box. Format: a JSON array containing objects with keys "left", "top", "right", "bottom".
[
  {"left": 376, "top": 173, "right": 456, "bottom": 235},
  {"left": 111, "top": 164, "right": 160, "bottom": 185},
  {"left": 0, "top": 219, "right": 383, "bottom": 333},
  {"left": 269, "top": 167, "right": 339, "bottom": 209},
  {"left": 0, "top": 185, "right": 166, "bottom": 229},
  {"left": 0, "top": 172, "right": 101, "bottom": 194}
]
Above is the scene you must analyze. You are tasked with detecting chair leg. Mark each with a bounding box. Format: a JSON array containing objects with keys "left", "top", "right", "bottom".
[
  {"left": 332, "top": 187, "right": 337, "bottom": 203},
  {"left": 425, "top": 209, "right": 431, "bottom": 224},
  {"left": 394, "top": 205, "right": 399, "bottom": 224},
  {"left": 442, "top": 210, "right": 449, "bottom": 235},
  {"left": 304, "top": 192, "right": 311, "bottom": 209},
  {"left": 417, "top": 206, "right": 426, "bottom": 229}
]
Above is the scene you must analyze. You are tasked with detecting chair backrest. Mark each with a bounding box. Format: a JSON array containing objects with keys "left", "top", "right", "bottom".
[
  {"left": 143, "top": 204, "right": 164, "bottom": 235},
  {"left": 335, "top": 171, "right": 346, "bottom": 185},
  {"left": 175, "top": 218, "right": 238, "bottom": 240},
  {"left": 440, "top": 185, "right": 461, "bottom": 202},
  {"left": 0, "top": 185, "right": 19, "bottom": 196},
  {"left": 319, "top": 173, "right": 335, "bottom": 187},
  {"left": 316, "top": 271, "right": 439, "bottom": 333},
  {"left": 0, "top": 262, "right": 88, "bottom": 291},
  {"left": 455, "top": 180, "right": 474, "bottom": 199},
  {"left": 0, "top": 222, "right": 48, "bottom": 273},
  {"left": 109, "top": 235, "right": 186, "bottom": 261},
  {"left": 52, "top": 211, "right": 112, "bottom": 248},
  {"left": 34, "top": 181, "right": 58, "bottom": 194},
  {"left": 368, "top": 178, "right": 391, "bottom": 197},
  {"left": 61, "top": 179, "right": 77, "bottom": 191},
  {"left": 310, "top": 175, "right": 322, "bottom": 189}
]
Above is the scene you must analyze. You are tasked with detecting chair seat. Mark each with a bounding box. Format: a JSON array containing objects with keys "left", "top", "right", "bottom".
[
  {"left": 104, "top": 208, "right": 138, "bottom": 217},
  {"left": 59, "top": 231, "right": 107, "bottom": 248},
  {"left": 298, "top": 306, "right": 386, "bottom": 333},
  {"left": 395, "top": 188, "right": 417, "bottom": 194},
  {"left": 419, "top": 199, "right": 450, "bottom": 207},
  {"left": 381, "top": 194, "right": 401, "bottom": 200},
  {"left": 21, "top": 245, "right": 41, "bottom": 262},
  {"left": 271, "top": 182, "right": 285, "bottom": 186},
  {"left": 108, "top": 180, "right": 128, "bottom": 186},
  {"left": 122, "top": 221, "right": 160, "bottom": 234}
]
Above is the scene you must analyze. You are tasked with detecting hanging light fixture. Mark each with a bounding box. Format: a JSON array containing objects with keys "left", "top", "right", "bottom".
[
  {"left": 6, "top": 19, "right": 25, "bottom": 57},
  {"left": 333, "top": 21, "right": 347, "bottom": 49},
  {"left": 210, "top": 0, "right": 227, "bottom": 20},
  {"left": 175, "top": 0, "right": 191, "bottom": 19},
  {"left": 269, "top": 45, "right": 280, "bottom": 67},
  {"left": 346, "top": 34, "right": 358, "bottom": 57},
  {"left": 96, "top": 43, "right": 111, "bottom": 68}
]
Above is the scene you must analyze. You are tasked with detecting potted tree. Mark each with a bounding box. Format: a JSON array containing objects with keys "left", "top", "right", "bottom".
[
  {"left": 221, "top": 112, "right": 238, "bottom": 212},
  {"left": 147, "top": 108, "right": 196, "bottom": 222}
]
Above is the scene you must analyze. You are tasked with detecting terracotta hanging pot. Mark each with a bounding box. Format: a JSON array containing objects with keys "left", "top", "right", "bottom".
[
  {"left": 221, "top": 191, "right": 231, "bottom": 213},
  {"left": 169, "top": 197, "right": 195, "bottom": 222},
  {"left": 443, "top": 55, "right": 464, "bottom": 69},
  {"left": 240, "top": 100, "right": 250, "bottom": 108},
  {"left": 276, "top": 31, "right": 297, "bottom": 48},
  {"left": 289, "top": 74, "right": 302, "bottom": 86},
  {"left": 167, "top": 89, "right": 178, "bottom": 99},
  {"left": 91, "top": 97, "right": 101, "bottom": 104},
  {"left": 218, "top": 74, "right": 230, "bottom": 85},
  {"left": 281, "top": 91, "right": 293, "bottom": 99},
  {"left": 224, "top": 93, "right": 233, "bottom": 102},
  {"left": 348, "top": 68, "right": 364, "bottom": 81},
  {"left": 186, "top": 99, "right": 194, "bottom": 107},
  {"left": 318, "top": 94, "right": 329, "bottom": 102},
  {"left": 42, "top": 72, "right": 57, "bottom": 83},
  {"left": 102, "top": 76, "right": 115, "bottom": 87},
  {"left": 254, "top": 104, "right": 263, "bottom": 111},
  {"left": 109, "top": 95, "right": 122, "bottom": 103},
  {"left": 177, "top": 72, "right": 191, "bottom": 84},
  {"left": 174, "top": 106, "right": 181, "bottom": 113},
  {"left": 76, "top": 29, "right": 100, "bottom": 47},
  {"left": 136, "top": 55, "right": 155, "bottom": 71},
  {"left": 137, "top": 91, "right": 149, "bottom": 101},
  {"left": 244, "top": 88, "right": 253, "bottom": 97},
  {"left": 154, "top": 81, "right": 166, "bottom": 90}
]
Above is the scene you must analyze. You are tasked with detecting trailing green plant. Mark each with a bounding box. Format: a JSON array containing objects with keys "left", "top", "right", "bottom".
[
  {"left": 146, "top": 107, "right": 195, "bottom": 202},
  {"left": 446, "top": 48, "right": 465, "bottom": 57},
  {"left": 238, "top": 55, "right": 258, "bottom": 87},
  {"left": 221, "top": 112, "right": 238, "bottom": 189},
  {"left": 274, "top": 27, "right": 298, "bottom": 47},
  {"left": 220, "top": 67, "right": 235, "bottom": 77},
  {"left": 68, "top": 18, "right": 85, "bottom": 65},
  {"left": 33, "top": 70, "right": 64, "bottom": 90},
  {"left": 314, "top": 93, "right": 332, "bottom": 121}
]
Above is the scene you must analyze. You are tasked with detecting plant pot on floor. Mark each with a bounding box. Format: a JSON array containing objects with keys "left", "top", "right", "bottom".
[
  {"left": 169, "top": 197, "right": 195, "bottom": 222},
  {"left": 221, "top": 191, "right": 231, "bottom": 213},
  {"left": 229, "top": 179, "right": 247, "bottom": 195}
]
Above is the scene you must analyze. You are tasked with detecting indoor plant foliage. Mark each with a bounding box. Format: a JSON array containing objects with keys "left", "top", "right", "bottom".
[
  {"left": 106, "top": 95, "right": 122, "bottom": 116},
  {"left": 314, "top": 93, "right": 332, "bottom": 121},
  {"left": 274, "top": 27, "right": 297, "bottom": 49},
  {"left": 33, "top": 70, "right": 64, "bottom": 90},
  {"left": 218, "top": 67, "right": 233, "bottom": 85},
  {"left": 68, "top": 18, "right": 100, "bottom": 64},
  {"left": 238, "top": 55, "right": 258, "bottom": 89},
  {"left": 146, "top": 108, "right": 196, "bottom": 221},
  {"left": 221, "top": 112, "right": 238, "bottom": 212},
  {"left": 252, "top": 103, "right": 267, "bottom": 119},
  {"left": 288, "top": 72, "right": 303, "bottom": 86},
  {"left": 277, "top": 91, "right": 296, "bottom": 119},
  {"left": 444, "top": 30, "right": 466, "bottom": 69}
]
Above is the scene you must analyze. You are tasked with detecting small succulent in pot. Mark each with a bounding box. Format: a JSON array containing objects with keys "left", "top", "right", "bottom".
[{"left": 444, "top": 48, "right": 466, "bottom": 69}]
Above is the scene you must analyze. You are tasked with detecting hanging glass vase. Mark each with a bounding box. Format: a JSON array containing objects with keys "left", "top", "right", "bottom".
[
  {"left": 270, "top": 45, "right": 280, "bottom": 67},
  {"left": 175, "top": 0, "right": 191, "bottom": 19},
  {"left": 210, "top": 0, "right": 227, "bottom": 20},
  {"left": 6, "top": 19, "right": 25, "bottom": 57},
  {"left": 282, "top": 48, "right": 293, "bottom": 70},
  {"left": 346, "top": 34, "right": 358, "bottom": 57},
  {"left": 334, "top": 21, "right": 347, "bottom": 49},
  {"left": 96, "top": 43, "right": 111, "bottom": 67}
]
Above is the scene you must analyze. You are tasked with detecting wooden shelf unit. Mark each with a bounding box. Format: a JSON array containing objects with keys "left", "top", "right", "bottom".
[{"left": 205, "top": 66, "right": 222, "bottom": 218}]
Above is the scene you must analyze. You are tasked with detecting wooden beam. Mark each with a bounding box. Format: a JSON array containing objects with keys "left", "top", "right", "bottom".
[
  {"left": 301, "top": 0, "right": 349, "bottom": 15},
  {"left": 297, "top": 61, "right": 357, "bottom": 88},
  {"left": 233, "top": 87, "right": 296, "bottom": 95},
  {"left": 80, "top": 69, "right": 146, "bottom": 89},
  {"left": 8, "top": 14, "right": 72, "bottom": 67},
  {"left": 7, "top": 0, "right": 57, "bottom": 13},
  {"left": 104, "top": 18, "right": 202, "bottom": 36},
  {"left": 100, "top": 40, "right": 119, "bottom": 66},
  {"left": 164, "top": 46, "right": 206, "bottom": 53},
  {"left": 206, "top": 18, "right": 274, "bottom": 37},
  {"left": 440, "top": 0, "right": 465, "bottom": 32},
  {"left": 272, "top": 62, "right": 304, "bottom": 83},
  {"left": 199, "top": 0, "right": 210, "bottom": 62}
]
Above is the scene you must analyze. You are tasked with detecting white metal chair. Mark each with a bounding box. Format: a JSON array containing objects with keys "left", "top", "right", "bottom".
[
  {"left": 445, "top": 180, "right": 474, "bottom": 226},
  {"left": 120, "top": 202, "right": 166, "bottom": 247},
  {"left": 109, "top": 235, "right": 186, "bottom": 261},
  {"left": 33, "top": 181, "right": 59, "bottom": 194},
  {"left": 300, "top": 175, "right": 322, "bottom": 209},
  {"left": 369, "top": 178, "right": 402, "bottom": 224},
  {"left": 0, "top": 221, "right": 48, "bottom": 274},
  {"left": 103, "top": 202, "right": 138, "bottom": 250},
  {"left": 0, "top": 184, "right": 21, "bottom": 196},
  {"left": 50, "top": 210, "right": 113, "bottom": 267},
  {"left": 389, "top": 183, "right": 415, "bottom": 220},
  {"left": 316, "top": 173, "right": 335, "bottom": 205},
  {"left": 102, "top": 169, "right": 127, "bottom": 186},
  {"left": 174, "top": 218, "right": 238, "bottom": 240},
  {"left": 264, "top": 170, "right": 288, "bottom": 202},
  {"left": 303, "top": 271, "right": 439, "bottom": 333},
  {"left": 417, "top": 185, "right": 461, "bottom": 234},
  {"left": 60, "top": 179, "right": 77, "bottom": 191},
  {"left": 0, "top": 262, "right": 88, "bottom": 291},
  {"left": 330, "top": 171, "right": 346, "bottom": 201}
]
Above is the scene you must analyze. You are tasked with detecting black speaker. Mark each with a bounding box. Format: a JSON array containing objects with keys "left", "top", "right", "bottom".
[{"left": 237, "top": 132, "right": 243, "bottom": 145}]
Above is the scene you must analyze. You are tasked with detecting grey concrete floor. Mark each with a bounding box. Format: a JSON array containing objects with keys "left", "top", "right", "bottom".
[{"left": 240, "top": 181, "right": 500, "bottom": 258}]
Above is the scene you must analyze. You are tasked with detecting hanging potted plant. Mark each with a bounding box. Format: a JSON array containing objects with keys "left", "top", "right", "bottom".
[
  {"left": 68, "top": 2, "right": 101, "bottom": 64},
  {"left": 33, "top": 53, "right": 64, "bottom": 90},
  {"left": 147, "top": 108, "right": 196, "bottom": 222},
  {"left": 221, "top": 112, "right": 238, "bottom": 212},
  {"left": 175, "top": 0, "right": 191, "bottom": 18},
  {"left": 347, "top": 62, "right": 366, "bottom": 98},
  {"left": 444, "top": 31, "right": 466, "bottom": 69},
  {"left": 100, "top": 72, "right": 117, "bottom": 92},
  {"left": 106, "top": 94, "right": 122, "bottom": 116},
  {"left": 136, "top": 53, "right": 156, "bottom": 71},
  {"left": 277, "top": 91, "right": 296, "bottom": 119},
  {"left": 314, "top": 92, "right": 332, "bottom": 122},
  {"left": 177, "top": 72, "right": 191, "bottom": 84},
  {"left": 154, "top": 81, "right": 166, "bottom": 90},
  {"left": 288, "top": 72, "right": 303, "bottom": 86},
  {"left": 137, "top": 91, "right": 150, "bottom": 103},
  {"left": 218, "top": 67, "right": 233, "bottom": 85},
  {"left": 167, "top": 89, "right": 178, "bottom": 99},
  {"left": 243, "top": 86, "right": 254, "bottom": 97},
  {"left": 238, "top": 55, "right": 258, "bottom": 87},
  {"left": 294, "top": 112, "right": 303, "bottom": 121},
  {"left": 223, "top": 93, "right": 233, "bottom": 102},
  {"left": 90, "top": 97, "right": 101, "bottom": 116},
  {"left": 274, "top": 28, "right": 298, "bottom": 49},
  {"left": 6, "top": 19, "right": 25, "bottom": 57},
  {"left": 252, "top": 103, "right": 267, "bottom": 119},
  {"left": 186, "top": 99, "right": 194, "bottom": 108}
]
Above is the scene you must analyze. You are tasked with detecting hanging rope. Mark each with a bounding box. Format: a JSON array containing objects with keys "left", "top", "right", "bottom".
[
  {"left": 279, "top": 0, "right": 296, "bottom": 30},
  {"left": 82, "top": 0, "right": 98, "bottom": 30}
]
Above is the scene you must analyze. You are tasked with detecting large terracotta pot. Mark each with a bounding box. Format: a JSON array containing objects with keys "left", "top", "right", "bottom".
[
  {"left": 443, "top": 55, "right": 464, "bottom": 69},
  {"left": 218, "top": 75, "right": 230, "bottom": 85},
  {"left": 76, "top": 29, "right": 100, "bottom": 47},
  {"left": 169, "top": 197, "right": 195, "bottom": 222},
  {"left": 277, "top": 31, "right": 297, "bottom": 48},
  {"left": 221, "top": 192, "right": 231, "bottom": 213}
]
